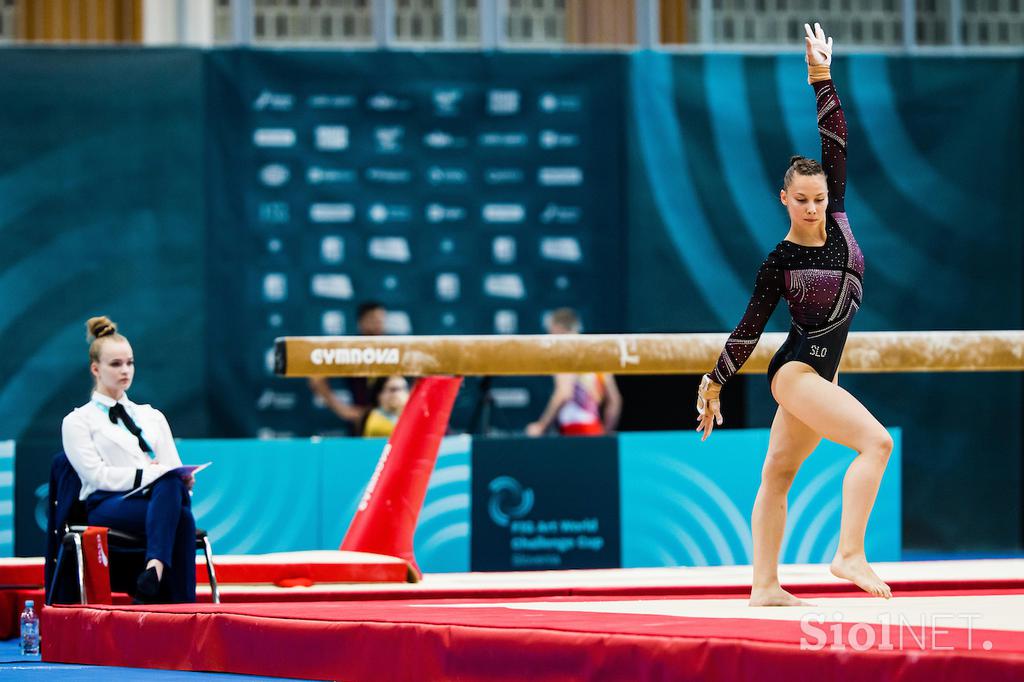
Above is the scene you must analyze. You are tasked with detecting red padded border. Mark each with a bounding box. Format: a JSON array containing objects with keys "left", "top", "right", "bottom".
[{"left": 41, "top": 589, "right": 1024, "bottom": 681}]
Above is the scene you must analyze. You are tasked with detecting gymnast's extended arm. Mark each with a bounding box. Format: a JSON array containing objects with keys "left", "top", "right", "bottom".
[
  {"left": 697, "top": 261, "right": 785, "bottom": 440},
  {"left": 708, "top": 263, "right": 785, "bottom": 388}
]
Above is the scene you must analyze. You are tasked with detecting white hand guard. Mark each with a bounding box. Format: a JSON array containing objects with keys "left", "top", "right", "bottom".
[
  {"left": 696, "top": 374, "right": 723, "bottom": 422},
  {"left": 805, "top": 22, "right": 834, "bottom": 83}
]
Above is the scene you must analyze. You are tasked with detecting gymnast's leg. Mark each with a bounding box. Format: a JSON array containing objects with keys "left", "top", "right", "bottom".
[
  {"left": 749, "top": 404, "right": 821, "bottom": 606},
  {"left": 771, "top": 362, "right": 893, "bottom": 599}
]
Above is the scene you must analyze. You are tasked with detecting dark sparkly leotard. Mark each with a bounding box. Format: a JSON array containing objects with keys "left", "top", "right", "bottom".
[{"left": 710, "top": 78, "right": 864, "bottom": 389}]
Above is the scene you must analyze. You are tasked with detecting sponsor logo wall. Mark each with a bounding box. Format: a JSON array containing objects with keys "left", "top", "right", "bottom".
[{"left": 207, "top": 51, "right": 625, "bottom": 437}]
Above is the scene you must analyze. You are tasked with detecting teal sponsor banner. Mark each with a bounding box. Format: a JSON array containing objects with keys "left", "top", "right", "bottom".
[
  {"left": 186, "top": 439, "right": 324, "bottom": 553},
  {"left": 175, "top": 429, "right": 899, "bottom": 571},
  {"left": 182, "top": 435, "right": 471, "bottom": 573},
  {"left": 408, "top": 435, "right": 471, "bottom": 574},
  {"left": 317, "top": 434, "right": 472, "bottom": 573},
  {"left": 0, "top": 441, "right": 13, "bottom": 557},
  {"left": 620, "top": 429, "right": 901, "bottom": 567}
]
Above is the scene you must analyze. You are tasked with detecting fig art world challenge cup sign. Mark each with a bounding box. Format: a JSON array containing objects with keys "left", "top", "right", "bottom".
[{"left": 471, "top": 436, "right": 621, "bottom": 571}]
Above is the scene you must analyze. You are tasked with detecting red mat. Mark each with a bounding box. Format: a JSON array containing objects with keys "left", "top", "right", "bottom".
[
  {"left": 13, "top": 575, "right": 1024, "bottom": 640},
  {"left": 0, "top": 559, "right": 45, "bottom": 587},
  {"left": 41, "top": 587, "right": 1024, "bottom": 681},
  {"left": 0, "top": 551, "right": 409, "bottom": 638},
  {"left": 0, "top": 552, "right": 410, "bottom": 588},
  {"left": 193, "top": 557, "right": 409, "bottom": 585}
]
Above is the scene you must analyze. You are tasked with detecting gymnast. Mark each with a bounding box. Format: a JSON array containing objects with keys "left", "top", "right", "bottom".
[{"left": 697, "top": 23, "right": 892, "bottom": 604}]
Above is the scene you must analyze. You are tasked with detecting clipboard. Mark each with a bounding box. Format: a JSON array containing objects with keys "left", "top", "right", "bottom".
[{"left": 122, "top": 462, "right": 212, "bottom": 498}]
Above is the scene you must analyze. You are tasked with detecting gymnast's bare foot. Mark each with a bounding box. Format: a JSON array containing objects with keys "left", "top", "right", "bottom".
[
  {"left": 749, "top": 584, "right": 813, "bottom": 606},
  {"left": 830, "top": 553, "right": 892, "bottom": 599}
]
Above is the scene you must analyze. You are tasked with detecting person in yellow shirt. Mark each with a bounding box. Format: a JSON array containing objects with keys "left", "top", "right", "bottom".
[{"left": 362, "top": 376, "right": 410, "bottom": 437}]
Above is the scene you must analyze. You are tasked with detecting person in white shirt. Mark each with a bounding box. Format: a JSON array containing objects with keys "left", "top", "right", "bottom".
[{"left": 61, "top": 316, "right": 196, "bottom": 603}]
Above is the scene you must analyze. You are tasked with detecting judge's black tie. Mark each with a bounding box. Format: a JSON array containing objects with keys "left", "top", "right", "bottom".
[{"left": 108, "top": 403, "right": 152, "bottom": 454}]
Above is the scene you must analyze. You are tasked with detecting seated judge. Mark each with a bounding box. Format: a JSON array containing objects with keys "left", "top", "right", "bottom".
[{"left": 61, "top": 316, "right": 197, "bottom": 603}]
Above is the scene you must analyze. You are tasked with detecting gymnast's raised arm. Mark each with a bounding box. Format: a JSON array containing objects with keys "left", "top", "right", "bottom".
[{"left": 805, "top": 22, "right": 847, "bottom": 214}]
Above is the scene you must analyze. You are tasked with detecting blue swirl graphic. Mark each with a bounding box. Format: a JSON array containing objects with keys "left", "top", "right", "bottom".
[
  {"left": 487, "top": 475, "right": 535, "bottom": 528},
  {"left": 780, "top": 459, "right": 846, "bottom": 561},
  {"left": 415, "top": 436, "right": 471, "bottom": 572},
  {"left": 796, "top": 496, "right": 842, "bottom": 564},
  {"left": 630, "top": 52, "right": 748, "bottom": 322},
  {"left": 705, "top": 55, "right": 782, "bottom": 254},
  {"left": 622, "top": 435, "right": 753, "bottom": 567},
  {"left": 846, "top": 57, "right": 980, "bottom": 226}
]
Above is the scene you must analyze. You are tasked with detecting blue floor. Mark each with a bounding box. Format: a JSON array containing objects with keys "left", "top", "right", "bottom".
[{"left": 0, "top": 639, "right": 309, "bottom": 680}]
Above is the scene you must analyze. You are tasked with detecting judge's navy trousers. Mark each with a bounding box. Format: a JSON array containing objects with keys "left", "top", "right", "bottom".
[{"left": 85, "top": 475, "right": 197, "bottom": 603}]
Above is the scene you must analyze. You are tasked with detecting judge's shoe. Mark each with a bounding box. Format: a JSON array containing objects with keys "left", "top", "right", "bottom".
[{"left": 133, "top": 567, "right": 161, "bottom": 604}]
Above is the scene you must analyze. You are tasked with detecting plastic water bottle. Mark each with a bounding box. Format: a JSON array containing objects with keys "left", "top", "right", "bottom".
[{"left": 20, "top": 600, "right": 39, "bottom": 656}]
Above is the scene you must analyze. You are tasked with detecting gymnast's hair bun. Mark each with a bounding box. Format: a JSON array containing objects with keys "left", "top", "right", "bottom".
[
  {"left": 783, "top": 155, "right": 825, "bottom": 188},
  {"left": 86, "top": 316, "right": 118, "bottom": 342}
]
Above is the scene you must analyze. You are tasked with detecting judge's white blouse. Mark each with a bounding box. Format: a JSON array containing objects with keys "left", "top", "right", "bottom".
[{"left": 62, "top": 392, "right": 183, "bottom": 500}]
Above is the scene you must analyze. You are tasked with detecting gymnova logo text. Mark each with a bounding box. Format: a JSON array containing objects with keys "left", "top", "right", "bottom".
[
  {"left": 310, "top": 347, "right": 401, "bottom": 365},
  {"left": 358, "top": 444, "right": 390, "bottom": 512}
]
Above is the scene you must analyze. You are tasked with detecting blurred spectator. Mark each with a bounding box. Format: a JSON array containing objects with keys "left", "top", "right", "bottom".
[
  {"left": 308, "top": 301, "right": 387, "bottom": 434},
  {"left": 526, "top": 308, "right": 622, "bottom": 437},
  {"left": 362, "top": 376, "right": 411, "bottom": 438}
]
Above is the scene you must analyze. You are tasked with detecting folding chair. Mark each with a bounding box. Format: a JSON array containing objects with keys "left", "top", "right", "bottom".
[{"left": 45, "top": 452, "right": 220, "bottom": 605}]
